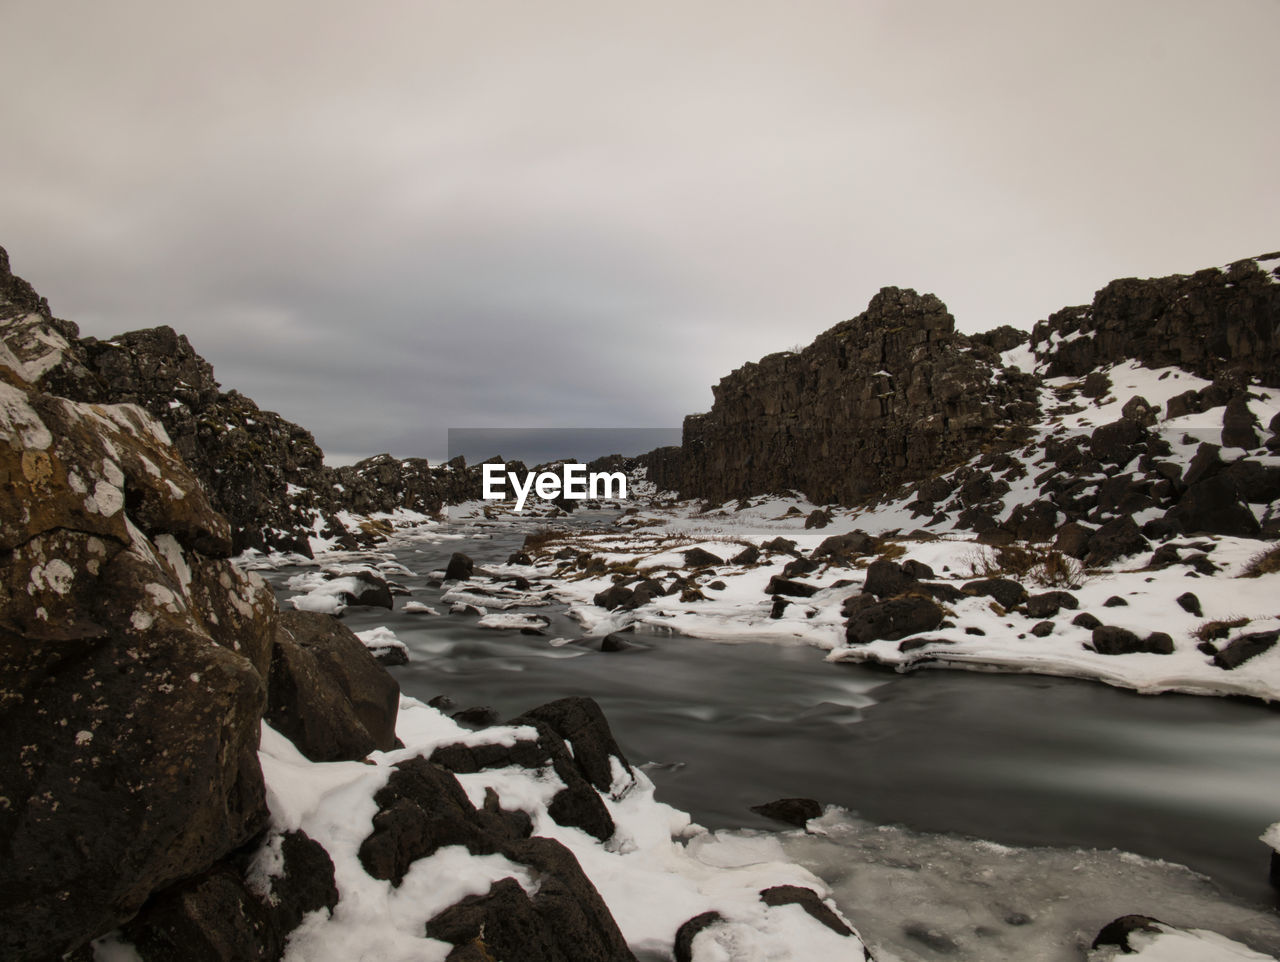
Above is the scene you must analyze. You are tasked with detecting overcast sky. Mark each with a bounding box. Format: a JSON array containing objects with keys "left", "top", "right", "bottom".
[{"left": 2, "top": 1, "right": 1277, "bottom": 463}]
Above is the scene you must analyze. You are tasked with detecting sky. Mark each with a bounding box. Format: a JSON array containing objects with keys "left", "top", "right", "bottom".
[{"left": 2, "top": 1, "right": 1277, "bottom": 464}]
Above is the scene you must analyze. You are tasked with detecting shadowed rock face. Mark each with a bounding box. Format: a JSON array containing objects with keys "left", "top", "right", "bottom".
[
  {"left": 0, "top": 321, "right": 270, "bottom": 959},
  {"left": 671, "top": 286, "right": 1039, "bottom": 505},
  {"left": 1032, "top": 253, "right": 1280, "bottom": 386}
]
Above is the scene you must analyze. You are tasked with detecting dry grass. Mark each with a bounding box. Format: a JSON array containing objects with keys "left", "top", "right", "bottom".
[
  {"left": 1194, "top": 617, "right": 1250, "bottom": 642},
  {"left": 963, "top": 544, "right": 1083, "bottom": 589},
  {"left": 878, "top": 541, "right": 907, "bottom": 562},
  {"left": 1240, "top": 546, "right": 1280, "bottom": 578},
  {"left": 523, "top": 527, "right": 570, "bottom": 554}
]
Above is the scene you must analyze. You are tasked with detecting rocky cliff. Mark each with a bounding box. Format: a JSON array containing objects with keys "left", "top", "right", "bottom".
[
  {"left": 659, "top": 255, "right": 1279, "bottom": 509},
  {"left": 671, "top": 286, "right": 1039, "bottom": 505},
  {"left": 1033, "top": 253, "right": 1280, "bottom": 385},
  {"left": 0, "top": 246, "right": 482, "bottom": 556},
  {"left": 0, "top": 250, "right": 644, "bottom": 960}
]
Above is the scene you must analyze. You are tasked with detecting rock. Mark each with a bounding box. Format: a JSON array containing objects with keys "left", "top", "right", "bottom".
[
  {"left": 811, "top": 531, "right": 876, "bottom": 561},
  {"left": 335, "top": 571, "right": 394, "bottom": 608},
  {"left": 769, "top": 597, "right": 791, "bottom": 619},
  {"left": 1222, "top": 395, "right": 1260, "bottom": 448},
  {"left": 1024, "top": 591, "right": 1079, "bottom": 618},
  {"left": 425, "top": 844, "right": 635, "bottom": 962},
  {"left": 1092, "top": 626, "right": 1174, "bottom": 655},
  {"left": 1165, "top": 475, "right": 1261, "bottom": 538},
  {"left": 508, "top": 550, "right": 532, "bottom": 565},
  {"left": 358, "top": 757, "right": 507, "bottom": 885},
  {"left": 730, "top": 544, "right": 761, "bottom": 565},
  {"left": 265, "top": 610, "right": 400, "bottom": 762},
  {"left": 1084, "top": 515, "right": 1148, "bottom": 567},
  {"left": 444, "top": 552, "right": 474, "bottom": 581},
  {"left": 1222, "top": 459, "right": 1280, "bottom": 504},
  {"left": 863, "top": 559, "right": 917, "bottom": 598},
  {"left": 668, "top": 287, "right": 1039, "bottom": 505},
  {"left": 1088, "top": 418, "right": 1146, "bottom": 465},
  {"left": 1212, "top": 630, "right": 1279, "bottom": 670},
  {"left": 846, "top": 596, "right": 945, "bottom": 644},
  {"left": 1081, "top": 370, "right": 1112, "bottom": 398},
  {"left": 1176, "top": 592, "right": 1202, "bottom": 617},
  {"left": 961, "top": 578, "right": 1028, "bottom": 609},
  {"left": 1072, "top": 612, "right": 1102, "bottom": 630},
  {"left": 0, "top": 313, "right": 269, "bottom": 959},
  {"left": 1031, "top": 621, "right": 1055, "bottom": 637},
  {"left": 1054, "top": 521, "right": 1093, "bottom": 560},
  {"left": 1182, "top": 442, "right": 1224, "bottom": 486},
  {"left": 1091, "top": 915, "right": 1164, "bottom": 952},
  {"left": 124, "top": 830, "right": 337, "bottom": 962},
  {"left": 765, "top": 576, "right": 819, "bottom": 597},
  {"left": 600, "top": 632, "right": 636, "bottom": 652},
  {"left": 762, "top": 536, "right": 800, "bottom": 555},
  {"left": 514, "top": 697, "right": 634, "bottom": 795},
  {"left": 1120, "top": 395, "right": 1157, "bottom": 427},
  {"left": 593, "top": 584, "right": 634, "bottom": 611},
  {"left": 759, "top": 886, "right": 855, "bottom": 937},
  {"left": 1033, "top": 256, "right": 1280, "bottom": 388},
  {"left": 682, "top": 546, "right": 724, "bottom": 568},
  {"left": 451, "top": 706, "right": 500, "bottom": 728},
  {"left": 674, "top": 912, "right": 725, "bottom": 962},
  {"left": 749, "top": 797, "right": 822, "bottom": 827},
  {"left": 804, "top": 508, "right": 831, "bottom": 529},
  {"left": 783, "top": 557, "right": 820, "bottom": 579},
  {"left": 1166, "top": 388, "right": 1202, "bottom": 419},
  {"left": 901, "top": 559, "right": 936, "bottom": 580},
  {"left": 1103, "top": 596, "right": 1128, "bottom": 607}
]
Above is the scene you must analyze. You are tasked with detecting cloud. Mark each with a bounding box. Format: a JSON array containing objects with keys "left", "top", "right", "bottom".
[{"left": 2, "top": 0, "right": 1277, "bottom": 460}]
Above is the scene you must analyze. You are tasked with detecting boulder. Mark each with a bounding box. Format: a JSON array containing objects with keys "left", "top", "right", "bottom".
[
  {"left": 846, "top": 596, "right": 944, "bottom": 644},
  {"left": 961, "top": 577, "right": 1028, "bottom": 609},
  {"left": 682, "top": 546, "right": 724, "bottom": 568},
  {"left": 1222, "top": 395, "right": 1260, "bottom": 448},
  {"left": 765, "top": 576, "right": 819, "bottom": 598},
  {"left": 1092, "top": 626, "right": 1174, "bottom": 655},
  {"left": 730, "top": 544, "right": 761, "bottom": 565},
  {"left": 1024, "top": 591, "right": 1079, "bottom": 618},
  {"left": 444, "top": 552, "right": 474, "bottom": 581},
  {"left": 863, "top": 559, "right": 917, "bottom": 598},
  {"left": 1212, "top": 630, "right": 1279, "bottom": 670},
  {"left": 265, "top": 610, "right": 400, "bottom": 762},
  {"left": 1084, "top": 515, "right": 1148, "bottom": 567},
  {"left": 811, "top": 531, "right": 876, "bottom": 561},
  {"left": 1165, "top": 475, "right": 1261, "bottom": 538}
]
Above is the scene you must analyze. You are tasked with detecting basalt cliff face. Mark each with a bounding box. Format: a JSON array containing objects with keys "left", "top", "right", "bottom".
[
  {"left": 0, "top": 247, "right": 482, "bottom": 557},
  {"left": 1033, "top": 254, "right": 1280, "bottom": 384},
  {"left": 656, "top": 255, "right": 1280, "bottom": 507},
  {"left": 661, "top": 286, "right": 1039, "bottom": 504}
]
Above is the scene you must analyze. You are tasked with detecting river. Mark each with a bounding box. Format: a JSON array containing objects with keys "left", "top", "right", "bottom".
[{"left": 260, "top": 515, "right": 1280, "bottom": 959}]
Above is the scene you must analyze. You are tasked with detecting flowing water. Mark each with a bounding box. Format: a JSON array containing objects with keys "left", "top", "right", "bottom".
[{"left": 261, "top": 516, "right": 1280, "bottom": 959}]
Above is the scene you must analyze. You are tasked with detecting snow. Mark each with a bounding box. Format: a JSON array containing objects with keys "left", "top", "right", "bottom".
[
  {"left": 354, "top": 626, "right": 408, "bottom": 660},
  {"left": 251, "top": 702, "right": 871, "bottom": 961}
]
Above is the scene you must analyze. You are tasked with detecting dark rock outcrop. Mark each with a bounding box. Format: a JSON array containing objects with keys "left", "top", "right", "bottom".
[
  {"left": 1033, "top": 254, "right": 1280, "bottom": 386},
  {"left": 0, "top": 300, "right": 270, "bottom": 957},
  {"left": 669, "top": 287, "right": 1038, "bottom": 505}
]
